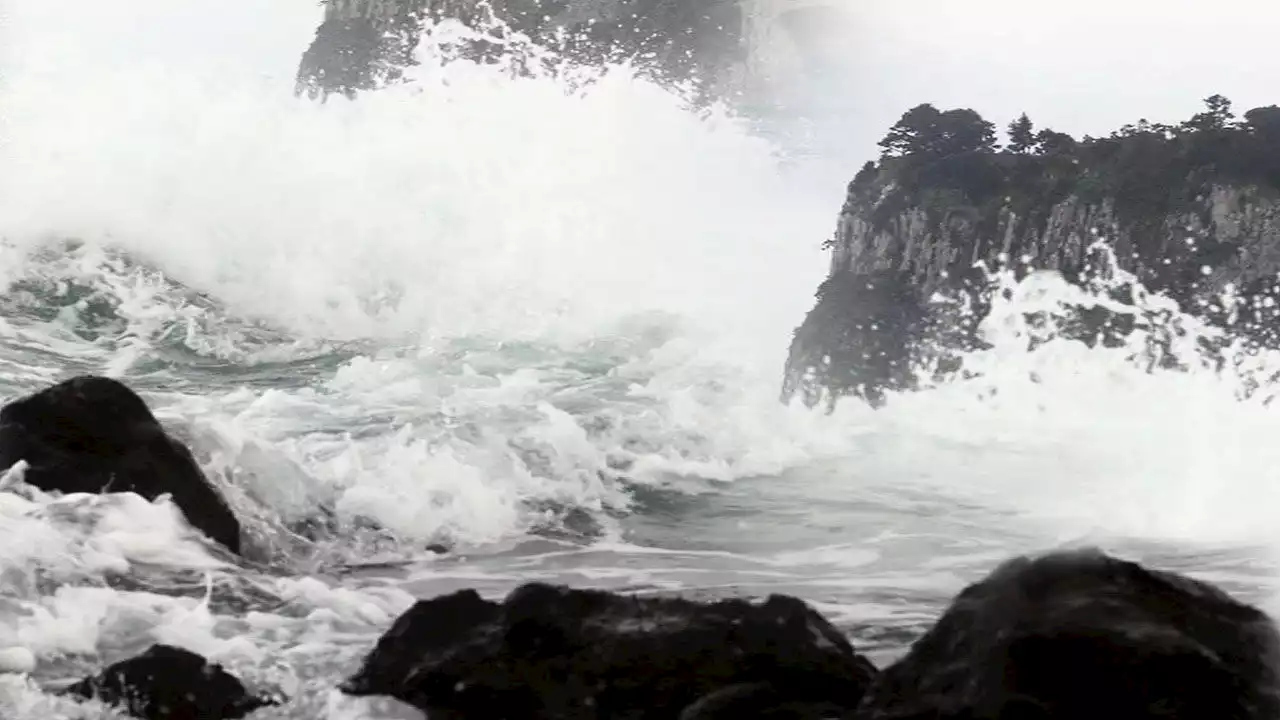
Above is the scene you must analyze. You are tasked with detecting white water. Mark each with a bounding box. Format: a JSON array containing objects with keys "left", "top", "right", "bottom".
[{"left": 1, "top": 1, "right": 1280, "bottom": 717}]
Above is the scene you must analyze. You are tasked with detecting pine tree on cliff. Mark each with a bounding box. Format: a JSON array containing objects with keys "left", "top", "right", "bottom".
[
  {"left": 1183, "top": 94, "right": 1236, "bottom": 133},
  {"left": 1114, "top": 118, "right": 1174, "bottom": 138},
  {"left": 1008, "top": 113, "right": 1035, "bottom": 154},
  {"left": 852, "top": 161, "right": 878, "bottom": 188},
  {"left": 1034, "top": 129, "right": 1076, "bottom": 156},
  {"left": 878, "top": 104, "right": 943, "bottom": 157},
  {"left": 878, "top": 104, "right": 997, "bottom": 158}
]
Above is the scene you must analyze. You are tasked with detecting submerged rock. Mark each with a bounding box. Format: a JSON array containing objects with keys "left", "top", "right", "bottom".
[
  {"left": 340, "top": 582, "right": 878, "bottom": 719},
  {"left": 0, "top": 375, "right": 243, "bottom": 554},
  {"left": 63, "top": 644, "right": 281, "bottom": 720},
  {"left": 853, "top": 547, "right": 1280, "bottom": 719}
]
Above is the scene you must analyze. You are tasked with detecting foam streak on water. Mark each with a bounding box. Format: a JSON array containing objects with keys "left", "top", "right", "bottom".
[{"left": 2, "top": 1, "right": 1280, "bottom": 717}]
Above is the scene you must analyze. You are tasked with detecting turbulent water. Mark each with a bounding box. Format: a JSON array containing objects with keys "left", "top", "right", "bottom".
[{"left": 3, "top": 2, "right": 1280, "bottom": 718}]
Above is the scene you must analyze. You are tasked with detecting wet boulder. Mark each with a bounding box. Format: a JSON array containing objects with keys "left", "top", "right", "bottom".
[
  {"left": 853, "top": 547, "right": 1280, "bottom": 719},
  {"left": 340, "top": 582, "right": 878, "bottom": 719},
  {"left": 0, "top": 375, "right": 243, "bottom": 554},
  {"left": 63, "top": 643, "right": 281, "bottom": 720}
]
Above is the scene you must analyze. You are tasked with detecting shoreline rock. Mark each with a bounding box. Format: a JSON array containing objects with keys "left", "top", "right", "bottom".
[
  {"left": 339, "top": 581, "right": 878, "bottom": 718},
  {"left": 855, "top": 547, "right": 1280, "bottom": 719},
  {"left": 9, "top": 547, "right": 1276, "bottom": 719},
  {"left": 63, "top": 644, "right": 281, "bottom": 720},
  {"left": 0, "top": 375, "right": 243, "bottom": 554},
  {"left": 339, "top": 548, "right": 1280, "bottom": 719}
]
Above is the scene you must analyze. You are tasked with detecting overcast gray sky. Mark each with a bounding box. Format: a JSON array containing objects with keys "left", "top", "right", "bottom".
[{"left": 784, "top": 0, "right": 1280, "bottom": 163}]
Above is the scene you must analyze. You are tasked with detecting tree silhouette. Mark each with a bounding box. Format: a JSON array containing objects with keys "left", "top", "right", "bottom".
[
  {"left": 852, "top": 161, "right": 878, "bottom": 188},
  {"left": 1114, "top": 119, "right": 1175, "bottom": 139},
  {"left": 1035, "top": 129, "right": 1076, "bottom": 156},
  {"left": 1008, "top": 113, "right": 1035, "bottom": 154},
  {"left": 878, "top": 104, "right": 997, "bottom": 158},
  {"left": 1183, "top": 94, "right": 1236, "bottom": 133},
  {"left": 935, "top": 109, "right": 998, "bottom": 155},
  {"left": 878, "top": 104, "right": 944, "bottom": 157},
  {"left": 1245, "top": 105, "right": 1280, "bottom": 139},
  {"left": 861, "top": 94, "right": 1280, "bottom": 228}
]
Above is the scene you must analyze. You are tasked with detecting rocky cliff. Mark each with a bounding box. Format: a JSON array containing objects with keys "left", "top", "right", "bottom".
[
  {"left": 295, "top": 0, "right": 747, "bottom": 100},
  {"left": 783, "top": 97, "right": 1280, "bottom": 408}
]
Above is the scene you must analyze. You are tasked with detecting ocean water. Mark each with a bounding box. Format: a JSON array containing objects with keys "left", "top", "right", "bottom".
[{"left": 3, "top": 2, "right": 1280, "bottom": 718}]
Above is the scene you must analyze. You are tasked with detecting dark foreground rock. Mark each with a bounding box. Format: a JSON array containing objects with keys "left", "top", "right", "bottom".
[
  {"left": 340, "top": 581, "right": 878, "bottom": 719},
  {"left": 0, "top": 375, "right": 243, "bottom": 554},
  {"left": 63, "top": 644, "right": 281, "bottom": 720},
  {"left": 785, "top": 97, "right": 1280, "bottom": 407},
  {"left": 855, "top": 547, "right": 1280, "bottom": 719}
]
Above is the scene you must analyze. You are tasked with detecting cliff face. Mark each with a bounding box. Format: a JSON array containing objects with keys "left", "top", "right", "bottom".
[
  {"left": 295, "top": 0, "right": 747, "bottom": 100},
  {"left": 784, "top": 99, "right": 1280, "bottom": 408},
  {"left": 825, "top": 185, "right": 1280, "bottom": 300}
]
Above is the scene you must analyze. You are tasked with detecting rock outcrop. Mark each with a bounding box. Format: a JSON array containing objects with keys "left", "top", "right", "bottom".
[
  {"left": 63, "top": 644, "right": 280, "bottom": 720},
  {"left": 339, "top": 581, "right": 878, "bottom": 718},
  {"left": 784, "top": 98, "right": 1280, "bottom": 407},
  {"left": 0, "top": 375, "right": 243, "bottom": 554},
  {"left": 295, "top": 0, "right": 747, "bottom": 100},
  {"left": 339, "top": 548, "right": 1280, "bottom": 718},
  {"left": 855, "top": 547, "right": 1280, "bottom": 719}
]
